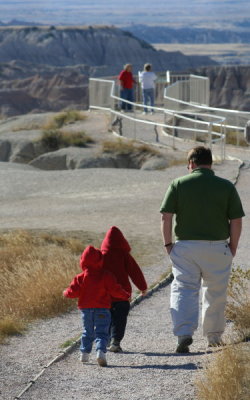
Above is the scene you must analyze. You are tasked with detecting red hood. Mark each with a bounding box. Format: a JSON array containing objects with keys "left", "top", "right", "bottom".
[
  {"left": 101, "top": 226, "right": 131, "bottom": 252},
  {"left": 80, "top": 245, "right": 103, "bottom": 271}
]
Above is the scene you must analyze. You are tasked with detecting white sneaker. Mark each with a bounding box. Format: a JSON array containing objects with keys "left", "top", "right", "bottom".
[
  {"left": 96, "top": 350, "right": 107, "bottom": 367},
  {"left": 80, "top": 352, "right": 89, "bottom": 362}
]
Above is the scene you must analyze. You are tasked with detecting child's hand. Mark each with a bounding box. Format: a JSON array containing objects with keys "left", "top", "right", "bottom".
[
  {"left": 141, "top": 290, "right": 147, "bottom": 296},
  {"left": 63, "top": 290, "right": 67, "bottom": 297}
]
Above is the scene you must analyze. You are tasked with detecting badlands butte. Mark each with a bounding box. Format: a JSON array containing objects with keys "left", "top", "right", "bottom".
[{"left": 0, "top": 25, "right": 249, "bottom": 117}]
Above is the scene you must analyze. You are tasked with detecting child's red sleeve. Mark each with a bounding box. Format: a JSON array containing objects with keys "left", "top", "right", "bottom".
[
  {"left": 63, "top": 274, "right": 83, "bottom": 298},
  {"left": 105, "top": 271, "right": 130, "bottom": 300},
  {"left": 126, "top": 254, "right": 147, "bottom": 291}
]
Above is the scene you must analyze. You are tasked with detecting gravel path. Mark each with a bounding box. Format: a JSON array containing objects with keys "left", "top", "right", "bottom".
[
  {"left": 0, "top": 118, "right": 249, "bottom": 399},
  {"left": 17, "top": 287, "right": 206, "bottom": 400}
]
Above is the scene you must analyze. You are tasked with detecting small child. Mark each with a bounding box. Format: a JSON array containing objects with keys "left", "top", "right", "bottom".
[
  {"left": 63, "top": 245, "right": 129, "bottom": 367},
  {"left": 101, "top": 226, "right": 148, "bottom": 352}
]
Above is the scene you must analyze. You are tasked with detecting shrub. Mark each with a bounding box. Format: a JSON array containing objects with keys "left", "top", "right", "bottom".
[
  {"left": 43, "top": 110, "right": 87, "bottom": 130},
  {"left": 102, "top": 138, "right": 160, "bottom": 156},
  {"left": 196, "top": 345, "right": 249, "bottom": 400},
  {"left": 226, "top": 266, "right": 250, "bottom": 341},
  {"left": 41, "top": 129, "right": 61, "bottom": 150},
  {"left": 41, "top": 129, "right": 94, "bottom": 151}
]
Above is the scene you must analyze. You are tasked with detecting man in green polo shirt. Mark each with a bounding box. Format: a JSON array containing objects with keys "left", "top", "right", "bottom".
[{"left": 160, "top": 146, "right": 245, "bottom": 353}]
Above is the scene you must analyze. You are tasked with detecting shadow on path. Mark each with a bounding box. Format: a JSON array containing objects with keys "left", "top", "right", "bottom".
[
  {"left": 122, "top": 350, "right": 205, "bottom": 357},
  {"left": 107, "top": 362, "right": 198, "bottom": 371}
]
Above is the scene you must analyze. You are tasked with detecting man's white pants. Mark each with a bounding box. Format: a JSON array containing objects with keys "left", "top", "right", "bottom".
[{"left": 169, "top": 240, "right": 232, "bottom": 337}]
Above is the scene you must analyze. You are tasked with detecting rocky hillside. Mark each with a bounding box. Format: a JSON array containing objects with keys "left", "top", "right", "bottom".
[
  {"left": 124, "top": 25, "right": 250, "bottom": 45},
  {"left": 0, "top": 25, "right": 218, "bottom": 117},
  {"left": 190, "top": 65, "right": 250, "bottom": 111},
  {"left": 0, "top": 26, "right": 216, "bottom": 73},
  {"left": 0, "top": 61, "right": 90, "bottom": 116}
]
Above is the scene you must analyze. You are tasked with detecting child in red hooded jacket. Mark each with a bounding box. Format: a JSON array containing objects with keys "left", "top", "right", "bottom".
[
  {"left": 63, "top": 245, "right": 129, "bottom": 367},
  {"left": 101, "top": 226, "right": 148, "bottom": 352}
]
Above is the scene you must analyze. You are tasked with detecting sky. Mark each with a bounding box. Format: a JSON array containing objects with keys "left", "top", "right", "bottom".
[{"left": 0, "top": 1, "right": 249, "bottom": 27}]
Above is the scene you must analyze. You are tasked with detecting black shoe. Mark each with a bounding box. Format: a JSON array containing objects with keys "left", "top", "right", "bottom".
[
  {"left": 176, "top": 336, "right": 193, "bottom": 353},
  {"left": 108, "top": 341, "right": 123, "bottom": 353}
]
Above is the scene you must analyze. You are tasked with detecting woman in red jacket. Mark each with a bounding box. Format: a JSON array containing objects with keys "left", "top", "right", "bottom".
[
  {"left": 101, "top": 226, "right": 148, "bottom": 352},
  {"left": 63, "top": 245, "right": 129, "bottom": 367},
  {"left": 118, "top": 63, "right": 136, "bottom": 111}
]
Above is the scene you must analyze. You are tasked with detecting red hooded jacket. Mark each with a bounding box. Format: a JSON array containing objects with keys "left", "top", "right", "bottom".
[
  {"left": 101, "top": 227, "right": 147, "bottom": 301},
  {"left": 63, "top": 245, "right": 129, "bottom": 309}
]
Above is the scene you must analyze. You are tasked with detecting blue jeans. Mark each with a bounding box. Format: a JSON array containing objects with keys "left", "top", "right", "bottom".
[
  {"left": 142, "top": 88, "right": 154, "bottom": 112},
  {"left": 80, "top": 308, "right": 111, "bottom": 353},
  {"left": 120, "top": 88, "right": 133, "bottom": 111}
]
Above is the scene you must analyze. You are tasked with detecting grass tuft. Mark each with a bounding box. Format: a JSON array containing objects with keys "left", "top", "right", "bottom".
[
  {"left": 225, "top": 130, "right": 249, "bottom": 147},
  {"left": 41, "top": 129, "right": 94, "bottom": 151},
  {"left": 196, "top": 267, "right": 250, "bottom": 400},
  {"left": 0, "top": 317, "right": 26, "bottom": 344},
  {"left": 226, "top": 266, "right": 250, "bottom": 341},
  {"left": 102, "top": 138, "right": 161, "bottom": 156},
  {"left": 43, "top": 110, "right": 87, "bottom": 130},
  {"left": 196, "top": 344, "right": 249, "bottom": 400}
]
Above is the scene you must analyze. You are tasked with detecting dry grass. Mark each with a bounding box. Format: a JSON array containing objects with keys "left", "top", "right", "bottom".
[
  {"left": 196, "top": 344, "right": 250, "bottom": 400},
  {"left": 102, "top": 138, "right": 161, "bottom": 156},
  {"left": 0, "top": 230, "right": 96, "bottom": 342},
  {"left": 196, "top": 267, "right": 250, "bottom": 399},
  {"left": 43, "top": 110, "right": 87, "bottom": 130},
  {"left": 226, "top": 266, "right": 250, "bottom": 341},
  {"left": 225, "top": 131, "right": 249, "bottom": 147},
  {"left": 0, "top": 229, "right": 161, "bottom": 343},
  {"left": 41, "top": 129, "right": 94, "bottom": 150}
]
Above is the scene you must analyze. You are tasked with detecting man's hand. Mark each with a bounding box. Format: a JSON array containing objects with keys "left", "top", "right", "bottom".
[{"left": 165, "top": 244, "right": 174, "bottom": 255}]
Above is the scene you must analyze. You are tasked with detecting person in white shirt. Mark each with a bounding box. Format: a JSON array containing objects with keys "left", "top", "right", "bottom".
[{"left": 139, "top": 64, "right": 157, "bottom": 114}]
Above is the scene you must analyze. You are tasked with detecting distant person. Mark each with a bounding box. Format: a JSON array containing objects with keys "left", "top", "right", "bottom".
[
  {"left": 118, "top": 63, "right": 136, "bottom": 111},
  {"left": 101, "top": 226, "right": 148, "bottom": 352},
  {"left": 139, "top": 63, "right": 156, "bottom": 114},
  {"left": 63, "top": 245, "right": 129, "bottom": 367},
  {"left": 160, "top": 146, "right": 245, "bottom": 353}
]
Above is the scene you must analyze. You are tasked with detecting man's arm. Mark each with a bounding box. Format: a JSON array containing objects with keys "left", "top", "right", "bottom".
[
  {"left": 161, "top": 212, "right": 174, "bottom": 254},
  {"left": 229, "top": 217, "right": 242, "bottom": 257}
]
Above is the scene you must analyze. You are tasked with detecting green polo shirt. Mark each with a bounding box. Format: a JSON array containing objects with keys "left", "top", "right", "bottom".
[{"left": 160, "top": 168, "right": 245, "bottom": 240}]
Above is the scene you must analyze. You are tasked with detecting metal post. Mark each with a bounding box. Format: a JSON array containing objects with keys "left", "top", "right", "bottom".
[
  {"left": 172, "top": 113, "right": 176, "bottom": 149},
  {"left": 154, "top": 125, "right": 159, "bottom": 143},
  {"left": 223, "top": 124, "right": 226, "bottom": 160},
  {"left": 194, "top": 114, "right": 197, "bottom": 141},
  {"left": 208, "top": 122, "right": 212, "bottom": 150},
  {"left": 236, "top": 114, "right": 240, "bottom": 146}
]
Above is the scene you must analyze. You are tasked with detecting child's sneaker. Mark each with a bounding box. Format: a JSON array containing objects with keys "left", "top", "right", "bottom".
[
  {"left": 108, "top": 340, "right": 123, "bottom": 353},
  {"left": 80, "top": 352, "right": 89, "bottom": 363},
  {"left": 96, "top": 350, "right": 107, "bottom": 367}
]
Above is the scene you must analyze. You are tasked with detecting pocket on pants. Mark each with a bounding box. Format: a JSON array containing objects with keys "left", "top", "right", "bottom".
[{"left": 223, "top": 243, "right": 233, "bottom": 259}]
